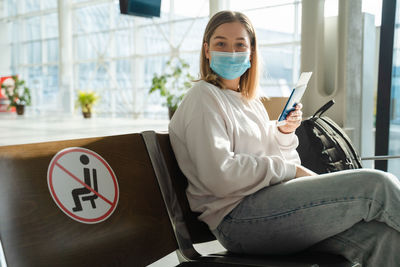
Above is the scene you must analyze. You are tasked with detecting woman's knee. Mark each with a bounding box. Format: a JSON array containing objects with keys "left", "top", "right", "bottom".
[{"left": 354, "top": 169, "right": 399, "bottom": 188}]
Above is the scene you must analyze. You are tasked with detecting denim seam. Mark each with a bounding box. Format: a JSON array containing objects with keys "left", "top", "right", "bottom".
[
  {"left": 216, "top": 223, "right": 244, "bottom": 252},
  {"left": 216, "top": 223, "right": 233, "bottom": 243},
  {"left": 330, "top": 235, "right": 367, "bottom": 254},
  {"left": 328, "top": 234, "right": 369, "bottom": 264},
  {"left": 226, "top": 197, "right": 360, "bottom": 223},
  {"left": 225, "top": 197, "right": 398, "bottom": 226}
]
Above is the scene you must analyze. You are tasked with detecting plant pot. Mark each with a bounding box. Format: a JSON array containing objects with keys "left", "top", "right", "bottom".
[
  {"left": 82, "top": 111, "right": 92, "bottom": 118},
  {"left": 16, "top": 104, "right": 25, "bottom": 115},
  {"left": 168, "top": 107, "right": 176, "bottom": 119}
]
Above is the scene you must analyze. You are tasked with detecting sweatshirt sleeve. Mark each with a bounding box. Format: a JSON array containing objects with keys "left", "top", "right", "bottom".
[
  {"left": 182, "top": 110, "right": 297, "bottom": 198},
  {"left": 271, "top": 122, "right": 301, "bottom": 165}
]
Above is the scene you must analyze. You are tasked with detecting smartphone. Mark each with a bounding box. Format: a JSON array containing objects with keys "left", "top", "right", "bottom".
[{"left": 277, "top": 72, "right": 313, "bottom": 123}]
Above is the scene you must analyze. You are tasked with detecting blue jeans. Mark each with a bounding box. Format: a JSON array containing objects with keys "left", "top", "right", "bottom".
[{"left": 212, "top": 169, "right": 400, "bottom": 267}]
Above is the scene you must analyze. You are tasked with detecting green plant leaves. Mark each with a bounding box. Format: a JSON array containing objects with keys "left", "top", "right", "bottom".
[
  {"left": 75, "top": 90, "right": 100, "bottom": 113},
  {"left": 149, "top": 58, "right": 195, "bottom": 111}
]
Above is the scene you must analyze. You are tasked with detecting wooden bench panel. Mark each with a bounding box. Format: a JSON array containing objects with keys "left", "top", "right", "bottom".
[{"left": 0, "top": 134, "right": 177, "bottom": 267}]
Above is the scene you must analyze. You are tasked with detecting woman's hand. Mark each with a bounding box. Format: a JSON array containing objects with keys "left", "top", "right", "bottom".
[
  {"left": 278, "top": 103, "right": 303, "bottom": 134},
  {"left": 295, "top": 165, "right": 318, "bottom": 178}
]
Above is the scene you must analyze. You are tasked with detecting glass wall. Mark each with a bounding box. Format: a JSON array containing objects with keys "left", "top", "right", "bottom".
[
  {"left": 230, "top": 0, "right": 301, "bottom": 97},
  {"left": 2, "top": 0, "right": 301, "bottom": 118},
  {"left": 4, "top": 0, "right": 59, "bottom": 112},
  {"left": 71, "top": 0, "right": 209, "bottom": 118}
]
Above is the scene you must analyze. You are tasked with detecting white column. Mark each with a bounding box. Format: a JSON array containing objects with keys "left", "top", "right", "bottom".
[
  {"left": 58, "top": 0, "right": 74, "bottom": 114},
  {"left": 132, "top": 17, "right": 144, "bottom": 118},
  {"left": 0, "top": 0, "right": 11, "bottom": 76},
  {"left": 209, "top": 0, "right": 229, "bottom": 17},
  {"left": 0, "top": 21, "right": 11, "bottom": 75},
  {"left": 301, "top": 0, "right": 367, "bottom": 153},
  {"left": 109, "top": 1, "right": 116, "bottom": 117},
  {"left": 339, "top": 0, "right": 363, "bottom": 151},
  {"left": 300, "top": 0, "right": 327, "bottom": 117},
  {"left": 360, "top": 13, "right": 376, "bottom": 166}
]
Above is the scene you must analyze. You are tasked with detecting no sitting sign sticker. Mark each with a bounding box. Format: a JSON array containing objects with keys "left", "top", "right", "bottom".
[{"left": 47, "top": 147, "right": 119, "bottom": 224}]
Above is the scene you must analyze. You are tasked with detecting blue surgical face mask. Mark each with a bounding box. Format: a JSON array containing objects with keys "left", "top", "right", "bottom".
[{"left": 210, "top": 51, "right": 251, "bottom": 80}]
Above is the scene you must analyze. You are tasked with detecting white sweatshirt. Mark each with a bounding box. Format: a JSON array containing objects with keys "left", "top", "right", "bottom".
[{"left": 168, "top": 80, "right": 300, "bottom": 230}]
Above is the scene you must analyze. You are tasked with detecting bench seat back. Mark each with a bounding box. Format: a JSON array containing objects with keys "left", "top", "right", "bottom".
[{"left": 0, "top": 133, "right": 177, "bottom": 267}]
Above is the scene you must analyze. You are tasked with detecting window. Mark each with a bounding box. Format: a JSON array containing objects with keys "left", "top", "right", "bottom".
[
  {"left": 4, "top": 0, "right": 59, "bottom": 111},
  {"left": 2, "top": 0, "right": 303, "bottom": 118},
  {"left": 72, "top": 0, "right": 208, "bottom": 118},
  {"left": 229, "top": 0, "right": 301, "bottom": 97}
]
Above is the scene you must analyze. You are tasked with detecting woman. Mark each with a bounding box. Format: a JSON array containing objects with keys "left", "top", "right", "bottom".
[{"left": 169, "top": 10, "right": 400, "bottom": 266}]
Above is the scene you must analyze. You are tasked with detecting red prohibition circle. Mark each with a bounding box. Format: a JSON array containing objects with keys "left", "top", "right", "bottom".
[{"left": 48, "top": 148, "right": 119, "bottom": 223}]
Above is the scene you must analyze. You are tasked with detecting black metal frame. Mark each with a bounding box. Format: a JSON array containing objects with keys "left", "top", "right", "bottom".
[
  {"left": 375, "top": 0, "right": 397, "bottom": 171},
  {"left": 141, "top": 130, "right": 356, "bottom": 267}
]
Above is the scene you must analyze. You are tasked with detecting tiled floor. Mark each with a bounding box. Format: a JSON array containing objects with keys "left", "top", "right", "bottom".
[
  {"left": 149, "top": 241, "right": 226, "bottom": 267},
  {"left": 0, "top": 112, "right": 225, "bottom": 266},
  {"left": 0, "top": 112, "right": 169, "bottom": 146}
]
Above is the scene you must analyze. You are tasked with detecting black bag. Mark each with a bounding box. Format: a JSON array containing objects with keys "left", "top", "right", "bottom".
[{"left": 295, "top": 100, "right": 363, "bottom": 174}]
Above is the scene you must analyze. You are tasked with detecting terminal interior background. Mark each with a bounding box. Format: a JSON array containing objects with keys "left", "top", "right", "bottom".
[
  {"left": 1, "top": 0, "right": 400, "bottom": 265},
  {"left": 2, "top": 0, "right": 399, "bottom": 179},
  {"left": 1, "top": 0, "right": 399, "bottom": 199},
  {"left": 0, "top": 0, "right": 400, "bottom": 176}
]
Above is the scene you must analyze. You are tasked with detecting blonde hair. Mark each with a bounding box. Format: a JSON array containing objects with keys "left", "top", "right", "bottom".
[{"left": 199, "top": 11, "right": 260, "bottom": 99}]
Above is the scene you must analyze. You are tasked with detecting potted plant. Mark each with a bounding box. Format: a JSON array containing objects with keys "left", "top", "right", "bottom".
[
  {"left": 1, "top": 75, "right": 31, "bottom": 115},
  {"left": 75, "top": 90, "right": 100, "bottom": 118},
  {"left": 149, "top": 58, "right": 194, "bottom": 119}
]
